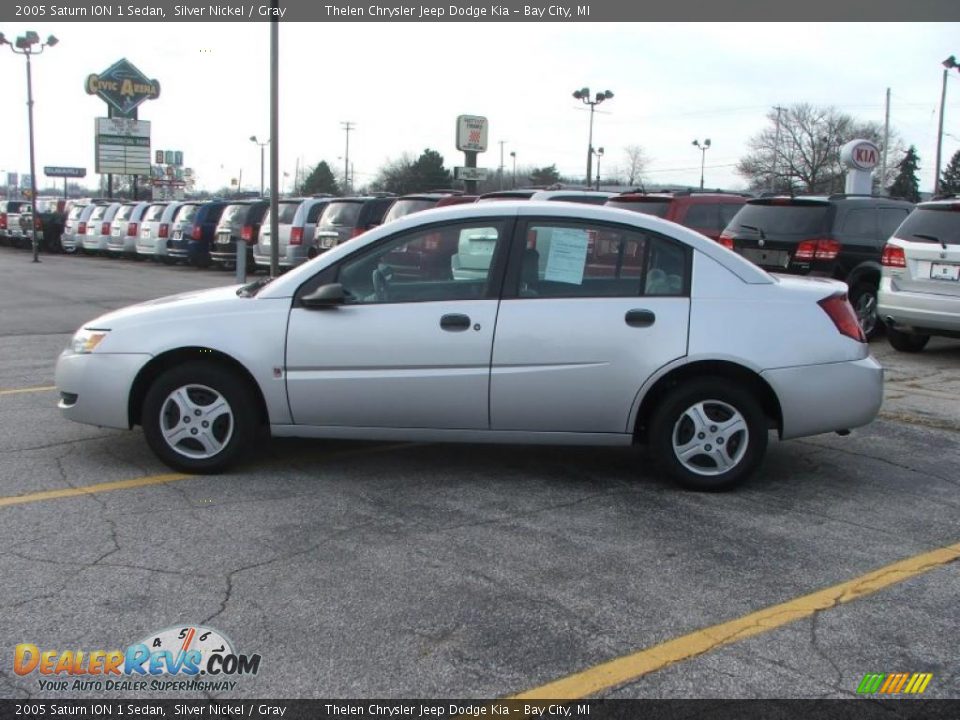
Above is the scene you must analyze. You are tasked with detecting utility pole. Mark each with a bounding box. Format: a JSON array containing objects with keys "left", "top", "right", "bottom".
[
  {"left": 881, "top": 88, "right": 890, "bottom": 195},
  {"left": 498, "top": 140, "right": 507, "bottom": 190},
  {"left": 771, "top": 105, "right": 784, "bottom": 193},
  {"left": 341, "top": 121, "right": 355, "bottom": 195}
]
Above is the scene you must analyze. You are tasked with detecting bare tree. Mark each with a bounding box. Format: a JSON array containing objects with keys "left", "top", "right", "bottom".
[
  {"left": 737, "top": 104, "right": 901, "bottom": 194},
  {"left": 621, "top": 144, "right": 649, "bottom": 187}
]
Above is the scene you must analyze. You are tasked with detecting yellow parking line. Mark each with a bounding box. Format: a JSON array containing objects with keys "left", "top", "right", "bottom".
[
  {"left": 0, "top": 385, "right": 57, "bottom": 396},
  {"left": 511, "top": 540, "right": 960, "bottom": 699},
  {"left": 0, "top": 473, "right": 192, "bottom": 508}
]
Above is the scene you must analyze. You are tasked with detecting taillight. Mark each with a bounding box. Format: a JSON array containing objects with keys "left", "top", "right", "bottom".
[
  {"left": 795, "top": 237, "right": 840, "bottom": 261},
  {"left": 0, "top": 213, "right": 6, "bottom": 230},
  {"left": 159, "top": 223, "right": 169, "bottom": 238},
  {"left": 350, "top": 227, "right": 365, "bottom": 239},
  {"left": 818, "top": 293, "right": 866, "bottom": 342},
  {"left": 78, "top": 221, "right": 87, "bottom": 235},
  {"left": 881, "top": 244, "right": 906, "bottom": 268},
  {"left": 423, "top": 233, "right": 440, "bottom": 251},
  {"left": 290, "top": 227, "right": 304, "bottom": 245},
  {"left": 191, "top": 225, "right": 202, "bottom": 241},
  {"left": 241, "top": 225, "right": 253, "bottom": 242},
  {"left": 101, "top": 222, "right": 110, "bottom": 235},
  {"left": 34, "top": 217, "right": 43, "bottom": 230},
  {"left": 526, "top": 229, "right": 538, "bottom": 249},
  {"left": 127, "top": 222, "right": 138, "bottom": 236},
  {"left": 718, "top": 230, "right": 735, "bottom": 250}
]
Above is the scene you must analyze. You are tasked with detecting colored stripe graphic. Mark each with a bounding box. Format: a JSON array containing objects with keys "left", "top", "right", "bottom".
[{"left": 857, "top": 672, "right": 932, "bottom": 694}]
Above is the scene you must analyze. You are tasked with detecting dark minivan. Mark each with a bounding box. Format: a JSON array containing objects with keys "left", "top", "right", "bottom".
[
  {"left": 312, "top": 195, "right": 396, "bottom": 252},
  {"left": 167, "top": 200, "right": 229, "bottom": 267},
  {"left": 210, "top": 200, "right": 269, "bottom": 269}
]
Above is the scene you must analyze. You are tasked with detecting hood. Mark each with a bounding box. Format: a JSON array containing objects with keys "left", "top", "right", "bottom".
[{"left": 80, "top": 285, "right": 247, "bottom": 330}]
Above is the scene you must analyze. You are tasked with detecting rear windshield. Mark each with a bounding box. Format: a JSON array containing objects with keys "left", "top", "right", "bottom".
[
  {"left": 896, "top": 206, "right": 960, "bottom": 245},
  {"left": 88, "top": 205, "right": 110, "bottom": 221},
  {"left": 143, "top": 204, "right": 166, "bottom": 222},
  {"left": 727, "top": 202, "right": 830, "bottom": 235},
  {"left": 114, "top": 205, "right": 136, "bottom": 221},
  {"left": 605, "top": 199, "right": 671, "bottom": 217},
  {"left": 68, "top": 205, "right": 87, "bottom": 220},
  {"left": 321, "top": 201, "right": 362, "bottom": 226},
  {"left": 220, "top": 204, "right": 249, "bottom": 223},
  {"left": 276, "top": 202, "right": 301, "bottom": 225},
  {"left": 2, "top": 202, "right": 25, "bottom": 212},
  {"left": 381, "top": 199, "right": 438, "bottom": 223},
  {"left": 175, "top": 204, "right": 200, "bottom": 223}
]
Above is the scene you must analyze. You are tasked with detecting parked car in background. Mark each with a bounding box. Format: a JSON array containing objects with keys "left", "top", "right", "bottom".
[
  {"left": 80, "top": 202, "right": 123, "bottom": 254},
  {"left": 210, "top": 199, "right": 269, "bottom": 270},
  {"left": 477, "top": 189, "right": 539, "bottom": 202},
  {"left": 55, "top": 201, "right": 883, "bottom": 491},
  {"left": 606, "top": 190, "right": 748, "bottom": 242},
  {"left": 311, "top": 195, "right": 395, "bottom": 254},
  {"left": 253, "top": 197, "right": 333, "bottom": 270},
  {"left": 435, "top": 194, "right": 478, "bottom": 208},
  {"left": 530, "top": 189, "right": 616, "bottom": 205},
  {"left": 61, "top": 201, "right": 108, "bottom": 254},
  {"left": 719, "top": 194, "right": 914, "bottom": 338},
  {"left": 106, "top": 201, "right": 151, "bottom": 258},
  {"left": 0, "top": 200, "right": 27, "bottom": 246},
  {"left": 136, "top": 201, "right": 184, "bottom": 263},
  {"left": 167, "top": 200, "right": 229, "bottom": 267},
  {"left": 878, "top": 197, "right": 960, "bottom": 352},
  {"left": 381, "top": 192, "right": 460, "bottom": 224},
  {"left": 18, "top": 197, "right": 67, "bottom": 253}
]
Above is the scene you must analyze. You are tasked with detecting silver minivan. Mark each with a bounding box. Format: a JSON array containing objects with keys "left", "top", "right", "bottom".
[
  {"left": 81, "top": 202, "right": 123, "bottom": 254},
  {"left": 136, "top": 201, "right": 184, "bottom": 263},
  {"left": 107, "top": 201, "right": 151, "bottom": 257},
  {"left": 254, "top": 197, "right": 332, "bottom": 270},
  {"left": 61, "top": 202, "right": 106, "bottom": 253},
  {"left": 878, "top": 198, "right": 960, "bottom": 352}
]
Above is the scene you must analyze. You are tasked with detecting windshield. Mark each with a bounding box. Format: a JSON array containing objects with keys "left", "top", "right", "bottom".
[
  {"left": 605, "top": 199, "right": 671, "bottom": 217},
  {"left": 143, "top": 204, "right": 166, "bottom": 222},
  {"left": 88, "top": 206, "right": 109, "bottom": 221},
  {"left": 896, "top": 207, "right": 960, "bottom": 245},
  {"left": 727, "top": 203, "right": 830, "bottom": 235},
  {"left": 114, "top": 205, "right": 136, "bottom": 221},
  {"left": 68, "top": 205, "right": 87, "bottom": 220},
  {"left": 175, "top": 204, "right": 199, "bottom": 223},
  {"left": 382, "top": 199, "right": 438, "bottom": 223},
  {"left": 220, "top": 204, "right": 248, "bottom": 223},
  {"left": 320, "top": 201, "right": 362, "bottom": 226}
]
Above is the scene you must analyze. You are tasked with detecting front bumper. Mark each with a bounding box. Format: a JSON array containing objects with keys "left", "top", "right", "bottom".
[
  {"left": 55, "top": 350, "right": 151, "bottom": 429},
  {"left": 762, "top": 356, "right": 883, "bottom": 440}
]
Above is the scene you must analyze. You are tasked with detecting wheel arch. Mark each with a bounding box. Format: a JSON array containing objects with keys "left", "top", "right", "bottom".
[
  {"left": 128, "top": 347, "right": 269, "bottom": 429},
  {"left": 632, "top": 359, "right": 783, "bottom": 443},
  {"left": 845, "top": 260, "right": 882, "bottom": 291}
]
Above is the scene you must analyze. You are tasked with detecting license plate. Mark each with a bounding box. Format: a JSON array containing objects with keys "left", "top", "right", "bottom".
[
  {"left": 141, "top": 228, "right": 151, "bottom": 238},
  {"left": 930, "top": 263, "right": 960, "bottom": 281},
  {"left": 112, "top": 227, "right": 121, "bottom": 236},
  {"left": 217, "top": 233, "right": 231, "bottom": 245},
  {"left": 741, "top": 248, "right": 790, "bottom": 268},
  {"left": 173, "top": 230, "right": 182, "bottom": 240}
]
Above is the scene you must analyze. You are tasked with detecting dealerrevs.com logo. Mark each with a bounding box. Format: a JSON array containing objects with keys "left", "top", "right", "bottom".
[{"left": 14, "top": 625, "right": 261, "bottom": 693}]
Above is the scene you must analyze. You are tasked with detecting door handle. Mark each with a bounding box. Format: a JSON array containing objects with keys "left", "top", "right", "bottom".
[
  {"left": 440, "top": 313, "right": 471, "bottom": 331},
  {"left": 625, "top": 309, "right": 656, "bottom": 328}
]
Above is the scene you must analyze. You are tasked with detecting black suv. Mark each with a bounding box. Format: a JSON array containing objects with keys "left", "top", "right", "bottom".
[
  {"left": 210, "top": 199, "right": 269, "bottom": 270},
  {"left": 720, "top": 195, "right": 914, "bottom": 337}
]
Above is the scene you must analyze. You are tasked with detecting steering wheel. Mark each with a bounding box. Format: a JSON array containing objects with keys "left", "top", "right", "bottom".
[{"left": 372, "top": 264, "right": 393, "bottom": 303}]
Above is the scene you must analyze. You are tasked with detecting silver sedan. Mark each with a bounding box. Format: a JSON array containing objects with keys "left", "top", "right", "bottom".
[{"left": 55, "top": 202, "right": 883, "bottom": 491}]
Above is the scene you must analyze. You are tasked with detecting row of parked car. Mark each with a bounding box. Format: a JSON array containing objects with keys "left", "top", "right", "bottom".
[{"left": 3, "top": 187, "right": 958, "bottom": 352}]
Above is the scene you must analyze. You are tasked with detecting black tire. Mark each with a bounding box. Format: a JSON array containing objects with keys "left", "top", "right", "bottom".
[
  {"left": 887, "top": 327, "right": 930, "bottom": 353},
  {"left": 141, "top": 362, "right": 258, "bottom": 473},
  {"left": 649, "top": 377, "right": 768, "bottom": 491},
  {"left": 850, "top": 282, "right": 881, "bottom": 340}
]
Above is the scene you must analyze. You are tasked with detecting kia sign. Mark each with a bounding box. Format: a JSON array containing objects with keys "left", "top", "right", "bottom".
[
  {"left": 456, "top": 115, "right": 488, "bottom": 153},
  {"left": 840, "top": 139, "right": 880, "bottom": 195},
  {"left": 840, "top": 140, "right": 880, "bottom": 171}
]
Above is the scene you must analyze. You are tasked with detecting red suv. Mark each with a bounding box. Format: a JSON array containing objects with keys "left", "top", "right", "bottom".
[{"left": 606, "top": 190, "right": 748, "bottom": 241}]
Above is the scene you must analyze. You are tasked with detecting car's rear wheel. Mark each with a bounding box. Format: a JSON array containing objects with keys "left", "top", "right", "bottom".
[
  {"left": 142, "top": 363, "right": 257, "bottom": 473},
  {"left": 886, "top": 327, "right": 930, "bottom": 353},
  {"left": 851, "top": 282, "right": 881, "bottom": 339},
  {"left": 650, "top": 378, "right": 768, "bottom": 491}
]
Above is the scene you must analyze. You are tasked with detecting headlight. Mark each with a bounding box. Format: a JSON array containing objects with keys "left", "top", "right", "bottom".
[{"left": 71, "top": 329, "right": 109, "bottom": 354}]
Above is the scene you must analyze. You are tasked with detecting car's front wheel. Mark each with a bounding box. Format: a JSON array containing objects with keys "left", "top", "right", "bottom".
[
  {"left": 886, "top": 327, "right": 930, "bottom": 353},
  {"left": 650, "top": 378, "right": 768, "bottom": 491},
  {"left": 142, "top": 363, "right": 257, "bottom": 473}
]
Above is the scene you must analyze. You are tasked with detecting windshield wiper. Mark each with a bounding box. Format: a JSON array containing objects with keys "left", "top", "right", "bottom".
[
  {"left": 236, "top": 277, "right": 273, "bottom": 297},
  {"left": 739, "top": 224, "right": 766, "bottom": 240},
  {"left": 912, "top": 233, "right": 947, "bottom": 250}
]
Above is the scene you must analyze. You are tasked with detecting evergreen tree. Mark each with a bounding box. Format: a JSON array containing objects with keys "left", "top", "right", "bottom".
[
  {"left": 888, "top": 146, "right": 921, "bottom": 203},
  {"left": 301, "top": 161, "right": 340, "bottom": 196},
  {"left": 529, "top": 164, "right": 561, "bottom": 186},
  {"left": 408, "top": 149, "right": 453, "bottom": 192},
  {"left": 940, "top": 149, "right": 960, "bottom": 195}
]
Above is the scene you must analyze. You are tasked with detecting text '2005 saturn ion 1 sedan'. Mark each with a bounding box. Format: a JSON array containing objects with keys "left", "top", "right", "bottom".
[{"left": 55, "top": 202, "right": 883, "bottom": 491}]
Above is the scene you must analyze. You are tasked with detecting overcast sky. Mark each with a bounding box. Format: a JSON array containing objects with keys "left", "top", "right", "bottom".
[{"left": 1, "top": 21, "right": 959, "bottom": 194}]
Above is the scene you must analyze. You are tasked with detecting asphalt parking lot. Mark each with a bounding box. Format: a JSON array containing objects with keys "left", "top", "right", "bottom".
[{"left": 0, "top": 247, "right": 957, "bottom": 700}]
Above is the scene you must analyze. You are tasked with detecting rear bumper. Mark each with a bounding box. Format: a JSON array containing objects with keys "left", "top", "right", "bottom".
[
  {"left": 762, "top": 356, "right": 883, "bottom": 440},
  {"left": 878, "top": 279, "right": 960, "bottom": 334}
]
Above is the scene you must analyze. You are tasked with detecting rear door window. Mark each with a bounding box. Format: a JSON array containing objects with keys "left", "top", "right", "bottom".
[
  {"left": 728, "top": 203, "right": 830, "bottom": 235},
  {"left": 143, "top": 204, "right": 166, "bottom": 222},
  {"left": 896, "top": 207, "right": 960, "bottom": 245},
  {"left": 321, "top": 202, "right": 362, "bottom": 226}
]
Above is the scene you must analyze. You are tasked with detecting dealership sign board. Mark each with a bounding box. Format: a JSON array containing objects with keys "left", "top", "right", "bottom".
[
  {"left": 456, "top": 115, "right": 488, "bottom": 153},
  {"left": 454, "top": 167, "right": 489, "bottom": 181},
  {"left": 86, "top": 59, "right": 160, "bottom": 118},
  {"left": 44, "top": 166, "right": 87, "bottom": 178},
  {"left": 95, "top": 118, "right": 151, "bottom": 176}
]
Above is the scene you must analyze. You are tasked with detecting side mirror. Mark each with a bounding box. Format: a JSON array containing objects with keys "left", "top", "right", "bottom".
[{"left": 301, "top": 283, "right": 346, "bottom": 309}]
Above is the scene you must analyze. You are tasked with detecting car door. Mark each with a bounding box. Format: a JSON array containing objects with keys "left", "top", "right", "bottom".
[
  {"left": 285, "top": 217, "right": 513, "bottom": 429},
  {"left": 490, "top": 218, "right": 691, "bottom": 433}
]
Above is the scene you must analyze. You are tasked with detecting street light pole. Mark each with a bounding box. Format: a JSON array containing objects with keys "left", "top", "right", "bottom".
[
  {"left": 1, "top": 31, "right": 57, "bottom": 263},
  {"left": 592, "top": 147, "right": 604, "bottom": 190},
  {"left": 573, "top": 87, "right": 613, "bottom": 188},
  {"left": 935, "top": 55, "right": 959, "bottom": 196},
  {"left": 249, "top": 135, "right": 269, "bottom": 197},
  {"left": 509, "top": 151, "right": 516, "bottom": 189},
  {"left": 692, "top": 138, "right": 711, "bottom": 190}
]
